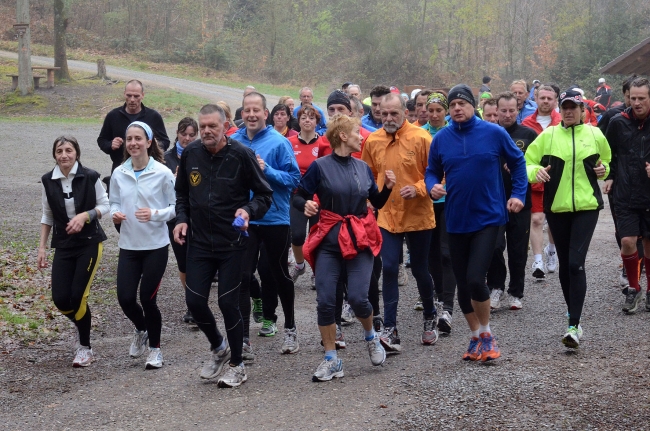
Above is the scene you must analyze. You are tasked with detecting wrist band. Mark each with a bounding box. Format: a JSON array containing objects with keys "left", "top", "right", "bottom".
[{"left": 86, "top": 209, "right": 97, "bottom": 224}]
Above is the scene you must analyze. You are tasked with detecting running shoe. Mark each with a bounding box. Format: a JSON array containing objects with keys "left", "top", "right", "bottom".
[
  {"left": 258, "top": 319, "right": 278, "bottom": 337},
  {"left": 281, "top": 327, "right": 299, "bottom": 354},
  {"left": 129, "top": 329, "right": 148, "bottom": 358},
  {"left": 372, "top": 315, "right": 383, "bottom": 332},
  {"left": 413, "top": 297, "right": 424, "bottom": 311},
  {"left": 479, "top": 332, "right": 500, "bottom": 361},
  {"left": 72, "top": 346, "right": 94, "bottom": 368},
  {"left": 252, "top": 298, "right": 263, "bottom": 323},
  {"left": 509, "top": 296, "right": 523, "bottom": 310},
  {"left": 218, "top": 363, "right": 247, "bottom": 388},
  {"left": 335, "top": 325, "right": 346, "bottom": 349},
  {"left": 200, "top": 344, "right": 231, "bottom": 379},
  {"left": 145, "top": 347, "right": 163, "bottom": 369},
  {"left": 490, "top": 289, "right": 503, "bottom": 310},
  {"left": 544, "top": 245, "right": 557, "bottom": 273},
  {"left": 242, "top": 339, "right": 255, "bottom": 361},
  {"left": 531, "top": 260, "right": 546, "bottom": 279},
  {"left": 379, "top": 327, "right": 402, "bottom": 353},
  {"left": 312, "top": 358, "right": 344, "bottom": 382},
  {"left": 421, "top": 318, "right": 439, "bottom": 345},
  {"left": 620, "top": 266, "right": 629, "bottom": 287},
  {"left": 438, "top": 310, "right": 452, "bottom": 335},
  {"left": 623, "top": 288, "right": 643, "bottom": 314},
  {"left": 341, "top": 302, "right": 355, "bottom": 325},
  {"left": 562, "top": 326, "right": 581, "bottom": 349},
  {"left": 462, "top": 337, "right": 481, "bottom": 361},
  {"left": 289, "top": 263, "right": 306, "bottom": 283},
  {"left": 182, "top": 309, "right": 196, "bottom": 325},
  {"left": 310, "top": 275, "right": 316, "bottom": 290},
  {"left": 367, "top": 335, "right": 386, "bottom": 366},
  {"left": 398, "top": 264, "right": 409, "bottom": 286}
]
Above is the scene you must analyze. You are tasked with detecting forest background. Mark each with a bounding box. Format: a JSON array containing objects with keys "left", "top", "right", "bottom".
[{"left": 1, "top": 0, "right": 650, "bottom": 100}]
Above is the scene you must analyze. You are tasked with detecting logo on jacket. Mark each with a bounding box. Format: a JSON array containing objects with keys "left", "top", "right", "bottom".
[
  {"left": 312, "top": 147, "right": 319, "bottom": 157},
  {"left": 189, "top": 171, "right": 201, "bottom": 186},
  {"left": 516, "top": 140, "right": 525, "bottom": 151}
]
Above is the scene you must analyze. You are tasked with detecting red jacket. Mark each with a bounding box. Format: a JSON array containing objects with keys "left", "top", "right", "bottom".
[
  {"left": 303, "top": 208, "right": 382, "bottom": 271},
  {"left": 521, "top": 109, "right": 562, "bottom": 135}
]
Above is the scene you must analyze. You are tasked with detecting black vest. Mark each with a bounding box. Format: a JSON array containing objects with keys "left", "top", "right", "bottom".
[{"left": 41, "top": 163, "right": 107, "bottom": 249}]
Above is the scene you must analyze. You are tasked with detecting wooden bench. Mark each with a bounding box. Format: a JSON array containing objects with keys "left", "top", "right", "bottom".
[
  {"left": 33, "top": 75, "right": 44, "bottom": 89},
  {"left": 7, "top": 74, "right": 18, "bottom": 91},
  {"left": 31, "top": 66, "right": 61, "bottom": 89}
]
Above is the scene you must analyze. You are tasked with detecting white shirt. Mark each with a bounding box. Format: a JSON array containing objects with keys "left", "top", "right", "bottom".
[
  {"left": 41, "top": 161, "right": 110, "bottom": 225},
  {"left": 537, "top": 115, "right": 552, "bottom": 131}
]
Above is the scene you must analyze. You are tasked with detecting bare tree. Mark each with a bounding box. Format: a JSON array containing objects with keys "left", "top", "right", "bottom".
[{"left": 53, "top": 0, "right": 70, "bottom": 80}]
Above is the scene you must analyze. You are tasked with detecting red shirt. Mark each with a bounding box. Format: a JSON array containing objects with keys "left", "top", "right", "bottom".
[
  {"left": 288, "top": 134, "right": 323, "bottom": 176},
  {"left": 225, "top": 126, "right": 239, "bottom": 137}
]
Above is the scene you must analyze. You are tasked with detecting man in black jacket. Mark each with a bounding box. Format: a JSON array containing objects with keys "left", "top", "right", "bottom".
[
  {"left": 605, "top": 78, "right": 650, "bottom": 314},
  {"left": 97, "top": 79, "right": 170, "bottom": 173},
  {"left": 487, "top": 92, "right": 538, "bottom": 311},
  {"left": 173, "top": 104, "right": 273, "bottom": 388}
]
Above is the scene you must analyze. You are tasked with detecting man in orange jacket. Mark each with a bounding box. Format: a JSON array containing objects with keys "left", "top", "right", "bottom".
[{"left": 362, "top": 93, "right": 438, "bottom": 352}]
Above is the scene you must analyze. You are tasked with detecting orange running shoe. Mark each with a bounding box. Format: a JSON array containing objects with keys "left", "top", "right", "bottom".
[
  {"left": 479, "top": 332, "right": 501, "bottom": 361},
  {"left": 462, "top": 337, "right": 481, "bottom": 361}
]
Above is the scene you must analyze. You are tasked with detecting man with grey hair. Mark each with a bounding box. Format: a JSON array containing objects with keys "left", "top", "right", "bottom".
[
  {"left": 174, "top": 103, "right": 273, "bottom": 388},
  {"left": 293, "top": 86, "right": 327, "bottom": 133}
]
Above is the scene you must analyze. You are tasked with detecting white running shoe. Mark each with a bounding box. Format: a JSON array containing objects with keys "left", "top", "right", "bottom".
[
  {"left": 544, "top": 245, "right": 557, "bottom": 273},
  {"left": 490, "top": 289, "right": 503, "bottom": 310},
  {"left": 218, "top": 363, "right": 248, "bottom": 388},
  {"left": 281, "top": 327, "right": 299, "bottom": 354},
  {"left": 289, "top": 263, "right": 306, "bottom": 282},
  {"left": 367, "top": 335, "right": 386, "bottom": 366},
  {"left": 531, "top": 260, "right": 546, "bottom": 279},
  {"left": 129, "top": 329, "right": 148, "bottom": 358},
  {"left": 72, "top": 346, "right": 94, "bottom": 368},
  {"left": 509, "top": 296, "right": 522, "bottom": 310},
  {"left": 312, "top": 358, "right": 344, "bottom": 382},
  {"left": 200, "top": 343, "right": 231, "bottom": 379},
  {"left": 242, "top": 339, "right": 255, "bottom": 361},
  {"left": 341, "top": 302, "right": 355, "bottom": 325},
  {"left": 145, "top": 347, "right": 163, "bottom": 369}
]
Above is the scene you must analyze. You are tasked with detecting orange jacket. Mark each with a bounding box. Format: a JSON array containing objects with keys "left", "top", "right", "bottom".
[{"left": 361, "top": 120, "right": 435, "bottom": 233}]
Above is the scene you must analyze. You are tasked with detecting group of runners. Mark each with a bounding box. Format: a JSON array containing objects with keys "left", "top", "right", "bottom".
[{"left": 37, "top": 73, "right": 650, "bottom": 387}]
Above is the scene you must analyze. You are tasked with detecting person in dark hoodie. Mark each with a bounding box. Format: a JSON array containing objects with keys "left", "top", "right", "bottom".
[
  {"left": 426, "top": 84, "right": 527, "bottom": 363},
  {"left": 486, "top": 92, "right": 538, "bottom": 312},
  {"left": 605, "top": 78, "right": 650, "bottom": 315}
]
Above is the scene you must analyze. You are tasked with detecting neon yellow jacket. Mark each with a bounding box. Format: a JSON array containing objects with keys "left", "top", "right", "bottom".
[{"left": 525, "top": 123, "right": 611, "bottom": 213}]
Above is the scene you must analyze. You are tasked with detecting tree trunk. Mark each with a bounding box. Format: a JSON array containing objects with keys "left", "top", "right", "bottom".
[
  {"left": 16, "top": 0, "right": 33, "bottom": 95},
  {"left": 54, "top": 0, "right": 71, "bottom": 80},
  {"left": 97, "top": 58, "right": 106, "bottom": 79}
]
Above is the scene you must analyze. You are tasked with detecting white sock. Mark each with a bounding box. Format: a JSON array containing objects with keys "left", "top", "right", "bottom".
[
  {"left": 534, "top": 254, "right": 542, "bottom": 263},
  {"left": 471, "top": 329, "right": 480, "bottom": 338},
  {"left": 479, "top": 323, "right": 491, "bottom": 335},
  {"left": 295, "top": 261, "right": 305, "bottom": 269},
  {"left": 547, "top": 243, "right": 556, "bottom": 253}
]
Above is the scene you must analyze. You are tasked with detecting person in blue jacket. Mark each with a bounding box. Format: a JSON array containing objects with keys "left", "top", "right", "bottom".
[
  {"left": 425, "top": 84, "right": 527, "bottom": 363},
  {"left": 293, "top": 87, "right": 327, "bottom": 134},
  {"left": 233, "top": 92, "right": 302, "bottom": 358},
  {"left": 511, "top": 80, "right": 537, "bottom": 124}
]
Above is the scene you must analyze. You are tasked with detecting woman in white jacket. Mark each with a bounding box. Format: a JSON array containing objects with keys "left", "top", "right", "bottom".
[{"left": 110, "top": 121, "right": 176, "bottom": 369}]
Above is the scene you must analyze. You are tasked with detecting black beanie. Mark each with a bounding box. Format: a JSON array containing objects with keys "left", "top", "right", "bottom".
[
  {"left": 448, "top": 84, "right": 476, "bottom": 108},
  {"left": 327, "top": 90, "right": 352, "bottom": 112}
]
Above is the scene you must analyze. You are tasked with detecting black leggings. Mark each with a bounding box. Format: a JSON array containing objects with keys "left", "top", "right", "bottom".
[
  {"left": 546, "top": 210, "right": 599, "bottom": 327},
  {"left": 240, "top": 224, "right": 295, "bottom": 338},
  {"left": 51, "top": 242, "right": 103, "bottom": 347},
  {"left": 116, "top": 246, "right": 168, "bottom": 348},
  {"left": 167, "top": 222, "right": 187, "bottom": 273},
  {"left": 429, "top": 202, "right": 457, "bottom": 314},
  {"left": 185, "top": 246, "right": 244, "bottom": 365},
  {"left": 290, "top": 194, "right": 318, "bottom": 247},
  {"left": 449, "top": 226, "right": 500, "bottom": 314}
]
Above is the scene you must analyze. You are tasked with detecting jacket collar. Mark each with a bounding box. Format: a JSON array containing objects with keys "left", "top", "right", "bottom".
[
  {"left": 451, "top": 114, "right": 478, "bottom": 131},
  {"left": 238, "top": 125, "right": 273, "bottom": 143},
  {"left": 52, "top": 161, "right": 79, "bottom": 180},
  {"left": 122, "top": 156, "right": 155, "bottom": 173}
]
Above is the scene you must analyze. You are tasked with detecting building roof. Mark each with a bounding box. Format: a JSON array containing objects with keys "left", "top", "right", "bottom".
[{"left": 600, "top": 36, "right": 650, "bottom": 75}]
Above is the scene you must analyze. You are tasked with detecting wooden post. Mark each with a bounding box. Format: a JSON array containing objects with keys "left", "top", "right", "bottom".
[
  {"left": 15, "top": 0, "right": 33, "bottom": 95},
  {"left": 97, "top": 59, "right": 106, "bottom": 80}
]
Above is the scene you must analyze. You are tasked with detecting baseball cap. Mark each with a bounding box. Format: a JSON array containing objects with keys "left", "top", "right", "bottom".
[{"left": 559, "top": 89, "right": 584, "bottom": 106}]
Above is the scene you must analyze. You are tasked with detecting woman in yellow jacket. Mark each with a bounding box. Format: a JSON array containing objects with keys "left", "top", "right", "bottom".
[{"left": 525, "top": 89, "right": 611, "bottom": 349}]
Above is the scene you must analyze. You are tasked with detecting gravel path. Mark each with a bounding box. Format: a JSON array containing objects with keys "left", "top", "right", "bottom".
[
  {"left": 1, "top": 120, "right": 648, "bottom": 430},
  {"left": 0, "top": 50, "right": 283, "bottom": 109}
]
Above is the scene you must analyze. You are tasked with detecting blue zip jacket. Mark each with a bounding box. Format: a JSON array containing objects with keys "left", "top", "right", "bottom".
[
  {"left": 362, "top": 113, "right": 382, "bottom": 131},
  {"left": 233, "top": 126, "right": 300, "bottom": 226},
  {"left": 425, "top": 115, "right": 527, "bottom": 233},
  {"left": 293, "top": 104, "right": 327, "bottom": 134},
  {"left": 517, "top": 99, "right": 537, "bottom": 124}
]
